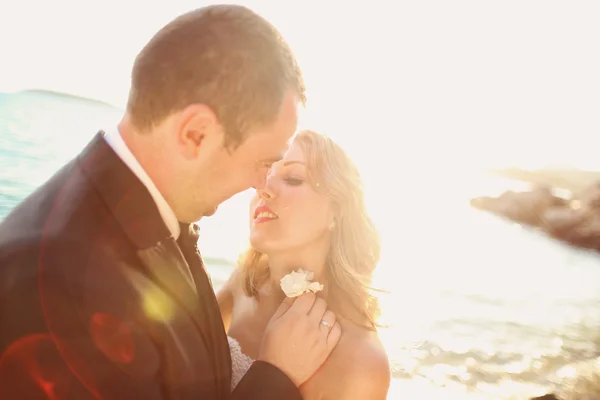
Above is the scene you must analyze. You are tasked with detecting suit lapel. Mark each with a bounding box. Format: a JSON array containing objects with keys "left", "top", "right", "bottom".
[
  {"left": 195, "top": 258, "right": 232, "bottom": 399},
  {"left": 136, "top": 239, "right": 203, "bottom": 327},
  {"left": 77, "top": 132, "right": 232, "bottom": 396},
  {"left": 137, "top": 239, "right": 235, "bottom": 398},
  {"left": 179, "top": 225, "right": 232, "bottom": 398}
]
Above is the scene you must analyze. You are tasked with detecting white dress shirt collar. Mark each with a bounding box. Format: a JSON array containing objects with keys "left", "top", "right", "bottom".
[{"left": 103, "top": 128, "right": 181, "bottom": 240}]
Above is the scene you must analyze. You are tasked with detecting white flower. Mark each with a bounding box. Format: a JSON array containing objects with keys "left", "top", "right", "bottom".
[{"left": 280, "top": 269, "right": 324, "bottom": 298}]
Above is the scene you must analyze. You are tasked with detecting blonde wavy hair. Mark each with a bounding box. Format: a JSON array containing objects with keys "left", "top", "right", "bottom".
[{"left": 239, "top": 130, "right": 382, "bottom": 329}]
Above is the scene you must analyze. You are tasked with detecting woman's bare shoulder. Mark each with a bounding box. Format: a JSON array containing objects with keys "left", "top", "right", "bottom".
[
  {"left": 218, "top": 267, "right": 243, "bottom": 295},
  {"left": 338, "top": 327, "right": 390, "bottom": 379},
  {"left": 312, "top": 325, "right": 391, "bottom": 400},
  {"left": 215, "top": 268, "right": 245, "bottom": 331}
]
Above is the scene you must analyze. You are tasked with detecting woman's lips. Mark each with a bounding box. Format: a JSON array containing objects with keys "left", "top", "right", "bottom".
[{"left": 254, "top": 205, "right": 278, "bottom": 223}]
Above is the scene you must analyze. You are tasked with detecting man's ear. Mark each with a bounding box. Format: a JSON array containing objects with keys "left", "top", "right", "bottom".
[{"left": 175, "top": 104, "right": 224, "bottom": 160}]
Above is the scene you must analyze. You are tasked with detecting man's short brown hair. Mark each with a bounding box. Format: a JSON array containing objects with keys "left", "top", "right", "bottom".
[{"left": 126, "top": 5, "right": 306, "bottom": 147}]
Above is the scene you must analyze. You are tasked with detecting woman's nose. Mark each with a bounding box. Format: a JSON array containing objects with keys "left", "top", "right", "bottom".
[
  {"left": 257, "top": 185, "right": 275, "bottom": 200},
  {"left": 256, "top": 176, "right": 277, "bottom": 200}
]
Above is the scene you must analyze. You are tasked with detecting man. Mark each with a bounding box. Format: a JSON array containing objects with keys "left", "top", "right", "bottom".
[{"left": 0, "top": 5, "right": 341, "bottom": 399}]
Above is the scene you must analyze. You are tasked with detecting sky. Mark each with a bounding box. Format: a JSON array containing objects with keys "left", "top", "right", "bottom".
[{"left": 1, "top": 0, "right": 599, "bottom": 177}]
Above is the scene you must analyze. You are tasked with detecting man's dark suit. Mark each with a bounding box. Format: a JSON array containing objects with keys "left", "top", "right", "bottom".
[{"left": 0, "top": 132, "right": 301, "bottom": 399}]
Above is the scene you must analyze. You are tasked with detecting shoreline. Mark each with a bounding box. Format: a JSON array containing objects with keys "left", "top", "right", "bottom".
[{"left": 0, "top": 88, "right": 122, "bottom": 111}]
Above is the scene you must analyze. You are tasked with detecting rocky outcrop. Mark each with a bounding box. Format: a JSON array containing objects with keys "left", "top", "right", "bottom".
[{"left": 470, "top": 182, "right": 600, "bottom": 252}]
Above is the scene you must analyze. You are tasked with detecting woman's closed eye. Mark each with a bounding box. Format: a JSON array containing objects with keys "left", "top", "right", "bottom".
[{"left": 284, "top": 177, "right": 303, "bottom": 186}]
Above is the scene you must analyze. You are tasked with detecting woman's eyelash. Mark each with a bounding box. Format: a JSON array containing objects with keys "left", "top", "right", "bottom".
[{"left": 284, "top": 177, "right": 303, "bottom": 185}]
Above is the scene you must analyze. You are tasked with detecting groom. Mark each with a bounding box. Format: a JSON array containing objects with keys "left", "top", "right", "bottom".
[{"left": 0, "top": 5, "right": 341, "bottom": 399}]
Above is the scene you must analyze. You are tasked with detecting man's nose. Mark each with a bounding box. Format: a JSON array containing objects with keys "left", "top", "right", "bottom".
[{"left": 252, "top": 172, "right": 268, "bottom": 192}]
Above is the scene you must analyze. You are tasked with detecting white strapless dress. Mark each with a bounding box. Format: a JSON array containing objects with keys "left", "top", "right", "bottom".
[{"left": 227, "top": 336, "right": 255, "bottom": 391}]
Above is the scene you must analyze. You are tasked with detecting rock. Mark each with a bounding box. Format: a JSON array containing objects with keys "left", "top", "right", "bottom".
[
  {"left": 530, "top": 395, "right": 561, "bottom": 400},
  {"left": 576, "top": 182, "right": 600, "bottom": 210},
  {"left": 470, "top": 185, "right": 567, "bottom": 227},
  {"left": 541, "top": 207, "right": 586, "bottom": 239},
  {"left": 471, "top": 181, "right": 600, "bottom": 252}
]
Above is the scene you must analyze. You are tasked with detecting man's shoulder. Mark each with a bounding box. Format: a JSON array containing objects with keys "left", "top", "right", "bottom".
[
  {"left": 0, "top": 157, "right": 117, "bottom": 265},
  {"left": 0, "top": 161, "right": 77, "bottom": 250}
]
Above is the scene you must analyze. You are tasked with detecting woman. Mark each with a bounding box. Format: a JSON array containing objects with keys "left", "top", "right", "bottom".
[{"left": 217, "top": 130, "right": 390, "bottom": 399}]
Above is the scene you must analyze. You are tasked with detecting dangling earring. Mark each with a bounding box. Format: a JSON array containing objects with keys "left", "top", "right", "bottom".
[{"left": 328, "top": 220, "right": 336, "bottom": 231}]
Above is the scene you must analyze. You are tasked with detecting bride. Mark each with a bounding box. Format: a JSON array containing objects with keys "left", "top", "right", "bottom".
[{"left": 217, "top": 130, "right": 391, "bottom": 399}]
